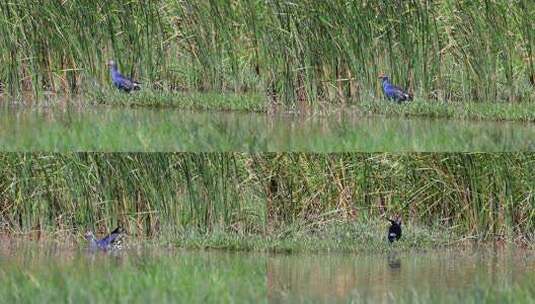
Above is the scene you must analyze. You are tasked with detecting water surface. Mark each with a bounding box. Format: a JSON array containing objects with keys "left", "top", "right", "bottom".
[
  {"left": 1, "top": 243, "right": 533, "bottom": 303},
  {"left": 268, "top": 249, "right": 535, "bottom": 303},
  {"left": 0, "top": 243, "right": 267, "bottom": 303},
  {"left": 1, "top": 105, "right": 534, "bottom": 151}
]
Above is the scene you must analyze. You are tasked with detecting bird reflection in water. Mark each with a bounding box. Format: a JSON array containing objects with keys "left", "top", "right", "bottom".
[{"left": 387, "top": 251, "right": 401, "bottom": 270}]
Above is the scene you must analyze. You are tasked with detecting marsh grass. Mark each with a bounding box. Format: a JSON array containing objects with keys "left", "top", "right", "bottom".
[
  {"left": 0, "top": 153, "right": 533, "bottom": 248},
  {"left": 1, "top": 1, "right": 533, "bottom": 107}
]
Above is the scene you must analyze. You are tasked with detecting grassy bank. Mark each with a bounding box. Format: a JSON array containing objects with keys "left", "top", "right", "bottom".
[
  {"left": 1, "top": 1, "right": 533, "bottom": 107},
  {"left": 0, "top": 153, "right": 533, "bottom": 248},
  {"left": 87, "top": 91, "right": 535, "bottom": 123},
  {"left": 86, "top": 90, "right": 267, "bottom": 112},
  {"left": 169, "top": 220, "right": 464, "bottom": 253},
  {"left": 19, "top": 89, "right": 535, "bottom": 124},
  {"left": 355, "top": 100, "right": 535, "bottom": 123}
]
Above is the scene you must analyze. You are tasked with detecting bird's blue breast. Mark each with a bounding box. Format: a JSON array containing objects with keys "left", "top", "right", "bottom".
[
  {"left": 383, "top": 83, "right": 396, "bottom": 98},
  {"left": 111, "top": 71, "right": 123, "bottom": 88}
]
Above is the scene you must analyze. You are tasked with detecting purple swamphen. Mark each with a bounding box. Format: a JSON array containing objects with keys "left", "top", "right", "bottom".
[
  {"left": 85, "top": 226, "right": 126, "bottom": 252},
  {"left": 387, "top": 217, "right": 402, "bottom": 243},
  {"left": 379, "top": 73, "right": 413, "bottom": 103},
  {"left": 107, "top": 60, "right": 141, "bottom": 92}
]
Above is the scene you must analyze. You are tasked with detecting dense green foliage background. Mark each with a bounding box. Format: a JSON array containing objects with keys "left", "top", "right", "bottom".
[
  {"left": 1, "top": 1, "right": 533, "bottom": 105},
  {"left": 0, "top": 153, "right": 532, "bottom": 243}
]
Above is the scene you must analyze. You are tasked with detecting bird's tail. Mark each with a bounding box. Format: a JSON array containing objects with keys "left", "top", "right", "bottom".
[
  {"left": 110, "top": 226, "right": 124, "bottom": 234},
  {"left": 108, "top": 226, "right": 126, "bottom": 250}
]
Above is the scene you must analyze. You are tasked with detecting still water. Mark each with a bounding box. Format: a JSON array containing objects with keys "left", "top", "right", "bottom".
[
  {"left": 267, "top": 249, "right": 534, "bottom": 303},
  {"left": 1, "top": 105, "right": 534, "bottom": 151}
]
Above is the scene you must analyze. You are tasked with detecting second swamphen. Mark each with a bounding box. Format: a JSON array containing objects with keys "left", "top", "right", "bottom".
[
  {"left": 85, "top": 226, "right": 126, "bottom": 252},
  {"left": 387, "top": 217, "right": 402, "bottom": 243},
  {"left": 379, "top": 73, "right": 413, "bottom": 103},
  {"left": 107, "top": 60, "right": 141, "bottom": 92}
]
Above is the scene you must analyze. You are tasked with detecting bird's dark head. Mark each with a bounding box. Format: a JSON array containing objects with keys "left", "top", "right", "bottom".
[
  {"left": 107, "top": 60, "right": 118, "bottom": 70},
  {"left": 378, "top": 73, "right": 389, "bottom": 82},
  {"left": 387, "top": 215, "right": 402, "bottom": 226}
]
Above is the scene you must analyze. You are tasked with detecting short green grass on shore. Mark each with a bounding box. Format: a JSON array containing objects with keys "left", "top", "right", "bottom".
[
  {"left": 86, "top": 90, "right": 268, "bottom": 112},
  {"left": 86, "top": 90, "right": 535, "bottom": 123},
  {"left": 355, "top": 99, "right": 535, "bottom": 123},
  {"left": 5, "top": 89, "right": 535, "bottom": 123},
  {"left": 6, "top": 220, "right": 529, "bottom": 254},
  {"left": 169, "top": 221, "right": 531, "bottom": 254}
]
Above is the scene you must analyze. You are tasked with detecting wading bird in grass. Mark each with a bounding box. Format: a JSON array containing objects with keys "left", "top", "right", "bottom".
[
  {"left": 85, "top": 226, "right": 126, "bottom": 252},
  {"left": 387, "top": 217, "right": 402, "bottom": 243},
  {"left": 378, "top": 73, "right": 413, "bottom": 103},
  {"left": 107, "top": 60, "right": 141, "bottom": 92}
]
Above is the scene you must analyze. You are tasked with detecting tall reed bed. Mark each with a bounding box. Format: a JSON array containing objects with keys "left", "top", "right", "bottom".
[
  {"left": 0, "top": 153, "right": 533, "bottom": 242},
  {"left": 0, "top": 1, "right": 533, "bottom": 106},
  {"left": 254, "top": 153, "right": 534, "bottom": 242},
  {"left": 0, "top": 153, "right": 265, "bottom": 237}
]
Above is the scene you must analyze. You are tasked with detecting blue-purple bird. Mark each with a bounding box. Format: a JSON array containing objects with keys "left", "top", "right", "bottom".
[
  {"left": 107, "top": 60, "right": 141, "bottom": 92},
  {"left": 85, "top": 226, "right": 126, "bottom": 252},
  {"left": 379, "top": 73, "right": 413, "bottom": 103}
]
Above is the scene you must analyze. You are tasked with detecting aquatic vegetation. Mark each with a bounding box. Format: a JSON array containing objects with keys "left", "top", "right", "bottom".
[
  {"left": 0, "top": 153, "right": 532, "bottom": 248},
  {"left": 0, "top": 243, "right": 532, "bottom": 303},
  {"left": 0, "top": 249, "right": 268, "bottom": 303},
  {"left": 0, "top": 1, "right": 533, "bottom": 107},
  {"left": 2, "top": 104, "right": 535, "bottom": 151}
]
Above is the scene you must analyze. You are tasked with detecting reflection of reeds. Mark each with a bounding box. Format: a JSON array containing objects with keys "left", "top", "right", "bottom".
[
  {"left": 266, "top": 250, "right": 535, "bottom": 303},
  {"left": 0, "top": 153, "right": 533, "bottom": 243},
  {"left": 0, "top": 1, "right": 533, "bottom": 104}
]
